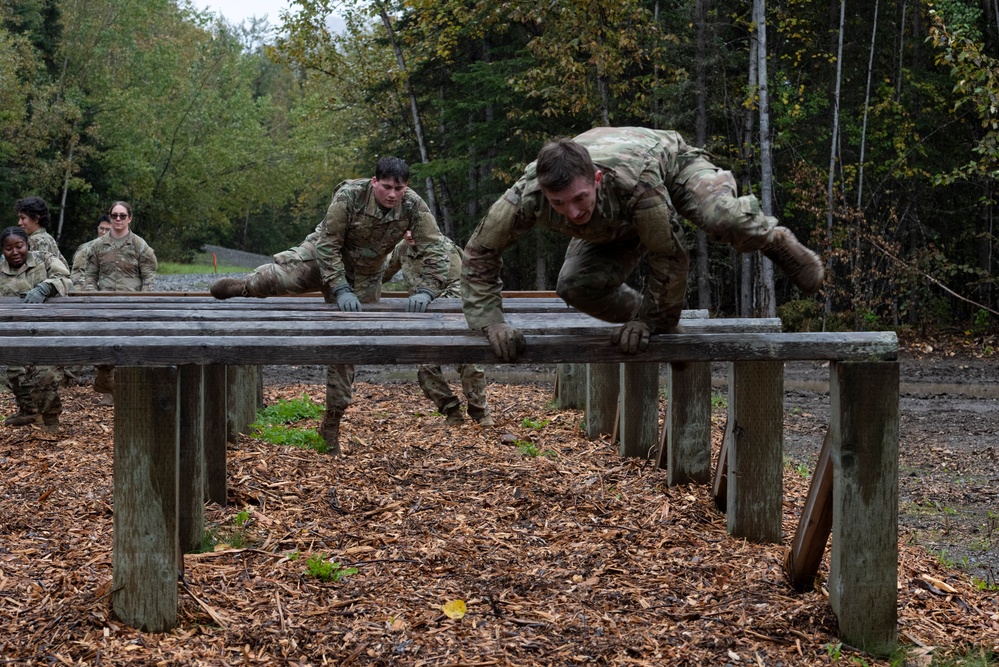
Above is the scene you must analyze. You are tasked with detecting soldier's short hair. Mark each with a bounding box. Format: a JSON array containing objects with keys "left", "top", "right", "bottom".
[
  {"left": 98, "top": 214, "right": 111, "bottom": 223},
  {"left": 1, "top": 226, "right": 29, "bottom": 245},
  {"left": 536, "top": 138, "right": 596, "bottom": 192},
  {"left": 376, "top": 157, "right": 410, "bottom": 184},
  {"left": 109, "top": 200, "right": 132, "bottom": 217},
  {"left": 15, "top": 196, "right": 51, "bottom": 228}
]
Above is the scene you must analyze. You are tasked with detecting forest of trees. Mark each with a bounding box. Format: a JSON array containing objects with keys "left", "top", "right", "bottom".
[{"left": 1, "top": 0, "right": 996, "bottom": 333}]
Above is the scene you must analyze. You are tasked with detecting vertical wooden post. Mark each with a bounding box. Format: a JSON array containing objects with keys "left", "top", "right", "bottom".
[
  {"left": 828, "top": 361, "right": 899, "bottom": 656},
  {"left": 178, "top": 365, "right": 205, "bottom": 554},
  {"left": 618, "top": 362, "right": 659, "bottom": 458},
  {"left": 112, "top": 366, "right": 180, "bottom": 632},
  {"left": 555, "top": 363, "right": 586, "bottom": 409},
  {"left": 585, "top": 363, "right": 619, "bottom": 439},
  {"left": 203, "top": 365, "right": 228, "bottom": 506},
  {"left": 226, "top": 365, "right": 259, "bottom": 443},
  {"left": 726, "top": 361, "right": 784, "bottom": 543},
  {"left": 661, "top": 361, "right": 712, "bottom": 484}
]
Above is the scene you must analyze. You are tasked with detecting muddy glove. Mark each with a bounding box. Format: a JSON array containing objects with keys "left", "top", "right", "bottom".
[
  {"left": 483, "top": 322, "right": 526, "bottom": 362},
  {"left": 22, "top": 282, "right": 54, "bottom": 304},
  {"left": 406, "top": 289, "right": 434, "bottom": 313},
  {"left": 610, "top": 320, "right": 651, "bottom": 354},
  {"left": 334, "top": 286, "right": 361, "bottom": 312}
]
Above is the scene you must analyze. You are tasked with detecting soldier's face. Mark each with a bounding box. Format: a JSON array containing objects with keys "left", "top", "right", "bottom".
[
  {"left": 542, "top": 171, "right": 603, "bottom": 225},
  {"left": 109, "top": 206, "right": 131, "bottom": 235},
  {"left": 2, "top": 236, "right": 29, "bottom": 268},
  {"left": 16, "top": 212, "right": 40, "bottom": 234},
  {"left": 97, "top": 223, "right": 112, "bottom": 236},
  {"left": 372, "top": 177, "right": 408, "bottom": 209}
]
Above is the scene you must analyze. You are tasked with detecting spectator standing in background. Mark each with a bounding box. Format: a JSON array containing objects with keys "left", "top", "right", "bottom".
[
  {"left": 15, "top": 196, "right": 69, "bottom": 269},
  {"left": 71, "top": 214, "right": 113, "bottom": 288}
]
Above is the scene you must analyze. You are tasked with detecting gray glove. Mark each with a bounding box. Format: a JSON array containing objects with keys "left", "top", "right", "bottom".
[
  {"left": 334, "top": 286, "right": 361, "bottom": 312},
  {"left": 483, "top": 322, "right": 526, "bottom": 362},
  {"left": 406, "top": 289, "right": 434, "bottom": 313},
  {"left": 610, "top": 320, "right": 651, "bottom": 354},
  {"left": 22, "top": 282, "right": 54, "bottom": 304}
]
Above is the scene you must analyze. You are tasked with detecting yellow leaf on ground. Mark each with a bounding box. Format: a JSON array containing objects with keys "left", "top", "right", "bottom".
[{"left": 441, "top": 599, "right": 466, "bottom": 619}]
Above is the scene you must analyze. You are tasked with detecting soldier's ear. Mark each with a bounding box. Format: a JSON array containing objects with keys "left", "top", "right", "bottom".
[{"left": 594, "top": 170, "right": 603, "bottom": 186}]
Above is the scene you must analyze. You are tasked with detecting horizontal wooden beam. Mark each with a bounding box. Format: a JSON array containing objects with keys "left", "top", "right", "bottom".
[{"left": 0, "top": 331, "right": 897, "bottom": 366}]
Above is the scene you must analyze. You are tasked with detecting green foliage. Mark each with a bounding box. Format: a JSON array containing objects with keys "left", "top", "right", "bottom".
[
  {"left": 250, "top": 394, "right": 327, "bottom": 453},
  {"left": 521, "top": 417, "right": 550, "bottom": 430},
  {"left": 157, "top": 262, "right": 248, "bottom": 275},
  {"left": 306, "top": 553, "right": 358, "bottom": 583},
  {"left": 513, "top": 439, "right": 554, "bottom": 458},
  {"left": 710, "top": 391, "right": 728, "bottom": 410}
]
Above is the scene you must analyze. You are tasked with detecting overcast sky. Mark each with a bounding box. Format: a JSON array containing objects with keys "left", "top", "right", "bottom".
[{"left": 198, "top": 0, "right": 292, "bottom": 26}]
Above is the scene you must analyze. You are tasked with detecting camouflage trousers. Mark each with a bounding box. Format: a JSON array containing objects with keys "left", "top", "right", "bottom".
[
  {"left": 242, "top": 255, "right": 385, "bottom": 413},
  {"left": 416, "top": 364, "right": 488, "bottom": 416},
  {"left": 6, "top": 364, "right": 63, "bottom": 417},
  {"left": 556, "top": 232, "right": 690, "bottom": 333}
]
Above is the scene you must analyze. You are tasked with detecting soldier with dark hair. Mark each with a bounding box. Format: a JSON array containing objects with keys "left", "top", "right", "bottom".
[
  {"left": 462, "top": 126, "right": 825, "bottom": 361},
  {"left": 0, "top": 226, "right": 72, "bottom": 432},
  {"left": 71, "top": 214, "right": 113, "bottom": 288},
  {"left": 384, "top": 231, "right": 494, "bottom": 426},
  {"left": 15, "top": 196, "right": 69, "bottom": 268},
  {"left": 210, "top": 157, "right": 450, "bottom": 453}
]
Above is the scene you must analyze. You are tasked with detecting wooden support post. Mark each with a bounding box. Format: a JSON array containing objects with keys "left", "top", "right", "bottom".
[
  {"left": 585, "top": 363, "right": 619, "bottom": 439},
  {"left": 618, "top": 362, "right": 659, "bottom": 458},
  {"left": 203, "top": 365, "right": 227, "bottom": 506},
  {"left": 785, "top": 431, "right": 833, "bottom": 592},
  {"left": 712, "top": 426, "right": 730, "bottom": 513},
  {"left": 661, "top": 361, "right": 712, "bottom": 484},
  {"left": 112, "top": 366, "right": 180, "bottom": 632},
  {"left": 178, "top": 365, "right": 205, "bottom": 555},
  {"left": 555, "top": 363, "right": 586, "bottom": 409},
  {"left": 226, "top": 365, "right": 259, "bottom": 443},
  {"left": 828, "top": 361, "right": 899, "bottom": 656},
  {"left": 726, "top": 361, "right": 784, "bottom": 543}
]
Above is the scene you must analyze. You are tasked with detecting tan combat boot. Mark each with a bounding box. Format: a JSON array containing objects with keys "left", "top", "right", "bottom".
[
  {"left": 467, "top": 406, "right": 494, "bottom": 426},
  {"left": 443, "top": 405, "right": 465, "bottom": 426},
  {"left": 210, "top": 277, "right": 248, "bottom": 300},
  {"left": 41, "top": 414, "right": 60, "bottom": 434},
  {"left": 319, "top": 408, "right": 344, "bottom": 456},
  {"left": 762, "top": 227, "right": 825, "bottom": 296},
  {"left": 4, "top": 411, "right": 42, "bottom": 427}
]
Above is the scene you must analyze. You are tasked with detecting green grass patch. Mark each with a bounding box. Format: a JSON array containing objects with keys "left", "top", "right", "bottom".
[
  {"left": 306, "top": 553, "right": 358, "bottom": 583},
  {"left": 250, "top": 394, "right": 327, "bottom": 453},
  {"left": 157, "top": 261, "right": 248, "bottom": 275}
]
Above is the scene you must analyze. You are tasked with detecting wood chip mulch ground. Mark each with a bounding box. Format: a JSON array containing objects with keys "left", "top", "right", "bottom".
[{"left": 1, "top": 380, "right": 997, "bottom": 666}]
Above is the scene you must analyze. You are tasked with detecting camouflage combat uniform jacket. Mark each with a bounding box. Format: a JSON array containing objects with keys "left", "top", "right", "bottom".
[
  {"left": 462, "top": 126, "right": 775, "bottom": 331},
  {"left": 383, "top": 235, "right": 463, "bottom": 298},
  {"left": 315, "top": 179, "right": 449, "bottom": 301},
  {"left": 84, "top": 231, "right": 158, "bottom": 292},
  {"left": 28, "top": 229, "right": 69, "bottom": 270},
  {"left": 70, "top": 237, "right": 100, "bottom": 288},
  {"left": 0, "top": 251, "right": 72, "bottom": 297}
]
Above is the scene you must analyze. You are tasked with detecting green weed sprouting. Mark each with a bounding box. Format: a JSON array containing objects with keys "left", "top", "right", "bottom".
[
  {"left": 306, "top": 553, "right": 358, "bottom": 583},
  {"left": 521, "top": 417, "right": 550, "bottom": 430},
  {"left": 250, "top": 394, "right": 327, "bottom": 453}
]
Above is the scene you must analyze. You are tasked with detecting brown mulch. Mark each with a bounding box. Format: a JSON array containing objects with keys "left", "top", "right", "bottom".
[{"left": 1, "top": 380, "right": 997, "bottom": 666}]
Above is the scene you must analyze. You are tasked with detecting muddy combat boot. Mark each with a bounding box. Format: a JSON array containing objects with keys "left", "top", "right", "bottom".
[
  {"left": 467, "top": 407, "right": 494, "bottom": 427},
  {"left": 41, "top": 414, "right": 60, "bottom": 434},
  {"left": 319, "top": 408, "right": 343, "bottom": 456},
  {"left": 443, "top": 404, "right": 465, "bottom": 426},
  {"left": 762, "top": 227, "right": 825, "bottom": 296},
  {"left": 4, "top": 411, "right": 42, "bottom": 427},
  {"left": 210, "top": 277, "right": 248, "bottom": 300}
]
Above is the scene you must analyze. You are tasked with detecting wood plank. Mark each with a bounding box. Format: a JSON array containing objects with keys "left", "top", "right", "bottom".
[
  {"left": 554, "top": 363, "right": 585, "bottom": 409},
  {"left": 726, "top": 361, "right": 784, "bottom": 543},
  {"left": 0, "top": 332, "right": 899, "bottom": 366},
  {"left": 828, "top": 361, "right": 900, "bottom": 656},
  {"left": 662, "top": 361, "right": 713, "bottom": 485},
  {"left": 203, "top": 365, "right": 227, "bottom": 506},
  {"left": 585, "top": 363, "right": 618, "bottom": 439},
  {"left": 618, "top": 362, "right": 659, "bottom": 459},
  {"left": 111, "top": 367, "right": 180, "bottom": 632},
  {"left": 785, "top": 430, "right": 833, "bottom": 592},
  {"left": 178, "top": 366, "right": 205, "bottom": 555}
]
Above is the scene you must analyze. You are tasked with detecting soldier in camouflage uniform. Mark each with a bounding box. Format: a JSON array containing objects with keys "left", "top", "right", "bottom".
[
  {"left": 15, "top": 196, "right": 69, "bottom": 269},
  {"left": 210, "top": 157, "right": 450, "bottom": 453},
  {"left": 84, "top": 201, "right": 159, "bottom": 404},
  {"left": 462, "top": 126, "right": 825, "bottom": 361},
  {"left": 0, "top": 226, "right": 72, "bottom": 432},
  {"left": 383, "top": 231, "right": 494, "bottom": 426},
  {"left": 71, "top": 214, "right": 113, "bottom": 288}
]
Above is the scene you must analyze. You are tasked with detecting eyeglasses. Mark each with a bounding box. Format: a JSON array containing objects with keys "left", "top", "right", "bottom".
[{"left": 110, "top": 213, "right": 129, "bottom": 220}]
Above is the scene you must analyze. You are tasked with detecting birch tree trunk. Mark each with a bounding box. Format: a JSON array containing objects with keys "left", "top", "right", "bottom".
[
  {"left": 755, "top": 0, "right": 776, "bottom": 318},
  {"left": 857, "top": 0, "right": 879, "bottom": 209},
  {"left": 739, "top": 15, "right": 759, "bottom": 317},
  {"left": 694, "top": 0, "right": 712, "bottom": 312},
  {"left": 825, "top": 0, "right": 846, "bottom": 322}
]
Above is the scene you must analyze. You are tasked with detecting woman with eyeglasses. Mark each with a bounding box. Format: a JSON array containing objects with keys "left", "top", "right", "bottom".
[
  {"left": 83, "top": 201, "right": 158, "bottom": 405},
  {"left": 83, "top": 201, "right": 158, "bottom": 292},
  {"left": 0, "top": 226, "right": 71, "bottom": 432}
]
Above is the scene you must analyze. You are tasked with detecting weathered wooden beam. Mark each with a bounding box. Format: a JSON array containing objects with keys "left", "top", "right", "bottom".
[
  {"left": 203, "top": 365, "right": 228, "bottom": 506},
  {"left": 618, "top": 362, "right": 659, "bottom": 459},
  {"left": 111, "top": 367, "right": 180, "bottom": 632},
  {"left": 660, "top": 361, "right": 713, "bottom": 484},
  {"left": 585, "top": 363, "right": 619, "bottom": 439},
  {"left": 785, "top": 430, "right": 833, "bottom": 592},
  {"left": 828, "top": 360, "right": 899, "bottom": 656},
  {"left": 178, "top": 366, "right": 205, "bottom": 555},
  {"left": 0, "top": 332, "right": 899, "bottom": 366},
  {"left": 726, "top": 361, "right": 784, "bottom": 543}
]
